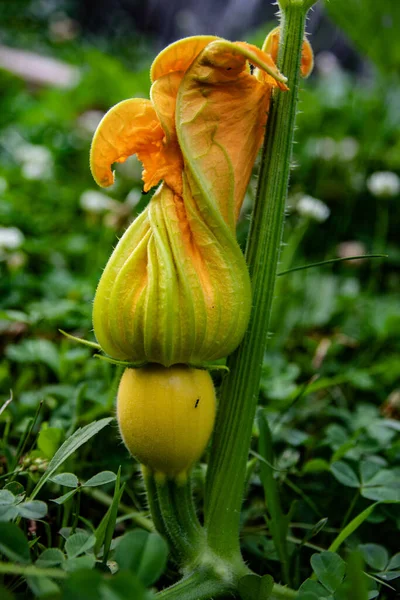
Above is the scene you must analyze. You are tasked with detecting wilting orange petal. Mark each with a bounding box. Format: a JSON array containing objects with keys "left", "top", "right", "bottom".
[
  {"left": 90, "top": 96, "right": 184, "bottom": 194},
  {"left": 300, "top": 38, "right": 314, "bottom": 78},
  {"left": 149, "top": 73, "right": 184, "bottom": 195},
  {"left": 90, "top": 98, "right": 164, "bottom": 188},
  {"left": 234, "top": 41, "right": 288, "bottom": 90},
  {"left": 150, "top": 35, "right": 219, "bottom": 82},
  {"left": 177, "top": 40, "right": 286, "bottom": 225},
  {"left": 262, "top": 26, "right": 314, "bottom": 79}
]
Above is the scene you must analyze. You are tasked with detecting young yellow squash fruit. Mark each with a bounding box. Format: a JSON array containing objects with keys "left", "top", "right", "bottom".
[{"left": 117, "top": 365, "right": 216, "bottom": 480}]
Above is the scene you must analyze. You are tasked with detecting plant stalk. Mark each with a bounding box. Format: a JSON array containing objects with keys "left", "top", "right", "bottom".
[
  {"left": 158, "top": 570, "right": 298, "bottom": 600},
  {"left": 142, "top": 467, "right": 169, "bottom": 537},
  {"left": 156, "top": 476, "right": 205, "bottom": 563},
  {"left": 157, "top": 570, "right": 232, "bottom": 600},
  {"left": 205, "top": 1, "right": 310, "bottom": 559}
]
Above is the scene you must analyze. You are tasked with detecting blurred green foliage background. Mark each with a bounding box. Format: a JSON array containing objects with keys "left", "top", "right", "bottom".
[{"left": 0, "top": 0, "right": 399, "bottom": 598}]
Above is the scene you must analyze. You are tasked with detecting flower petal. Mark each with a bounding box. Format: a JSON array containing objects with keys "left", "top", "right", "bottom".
[
  {"left": 261, "top": 26, "right": 314, "bottom": 78},
  {"left": 90, "top": 98, "right": 164, "bottom": 188},
  {"left": 93, "top": 181, "right": 251, "bottom": 366},
  {"left": 150, "top": 36, "right": 219, "bottom": 82},
  {"left": 176, "top": 40, "right": 287, "bottom": 226}
]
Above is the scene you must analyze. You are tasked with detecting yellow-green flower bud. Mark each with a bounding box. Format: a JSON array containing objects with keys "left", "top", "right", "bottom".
[
  {"left": 93, "top": 181, "right": 251, "bottom": 366},
  {"left": 90, "top": 37, "right": 291, "bottom": 367},
  {"left": 117, "top": 365, "right": 216, "bottom": 480}
]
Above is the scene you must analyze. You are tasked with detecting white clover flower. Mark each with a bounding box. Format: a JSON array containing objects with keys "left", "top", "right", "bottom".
[
  {"left": 296, "top": 195, "right": 331, "bottom": 223},
  {"left": 80, "top": 190, "right": 115, "bottom": 213},
  {"left": 15, "top": 144, "right": 53, "bottom": 180},
  {"left": 367, "top": 171, "right": 400, "bottom": 198},
  {"left": 316, "top": 51, "right": 341, "bottom": 76},
  {"left": 0, "top": 227, "right": 25, "bottom": 250},
  {"left": 307, "top": 137, "right": 337, "bottom": 161}
]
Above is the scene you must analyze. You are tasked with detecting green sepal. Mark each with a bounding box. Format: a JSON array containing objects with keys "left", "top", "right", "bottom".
[
  {"left": 188, "top": 362, "right": 230, "bottom": 373},
  {"left": 93, "top": 355, "right": 147, "bottom": 369},
  {"left": 59, "top": 329, "right": 101, "bottom": 350}
]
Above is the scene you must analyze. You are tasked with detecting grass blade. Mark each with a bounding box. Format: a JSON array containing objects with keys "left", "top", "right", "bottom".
[
  {"left": 277, "top": 254, "right": 387, "bottom": 276},
  {"left": 328, "top": 503, "right": 378, "bottom": 553},
  {"left": 258, "top": 409, "right": 291, "bottom": 586},
  {"left": 29, "top": 417, "right": 113, "bottom": 500},
  {"left": 101, "top": 467, "right": 125, "bottom": 564}
]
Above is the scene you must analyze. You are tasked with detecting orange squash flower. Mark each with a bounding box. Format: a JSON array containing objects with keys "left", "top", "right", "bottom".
[{"left": 90, "top": 33, "right": 312, "bottom": 367}]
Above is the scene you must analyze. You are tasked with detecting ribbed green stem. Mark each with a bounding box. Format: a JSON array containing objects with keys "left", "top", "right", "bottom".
[
  {"left": 272, "top": 584, "right": 298, "bottom": 599},
  {"left": 142, "top": 467, "right": 168, "bottom": 538},
  {"left": 205, "top": 2, "right": 309, "bottom": 559},
  {"left": 157, "top": 570, "right": 232, "bottom": 600},
  {"left": 157, "top": 570, "right": 297, "bottom": 600},
  {"left": 172, "top": 478, "right": 203, "bottom": 539},
  {"left": 156, "top": 477, "right": 205, "bottom": 563}
]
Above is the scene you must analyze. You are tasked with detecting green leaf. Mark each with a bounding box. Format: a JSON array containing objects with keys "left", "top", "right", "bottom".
[
  {"left": 0, "top": 583, "right": 15, "bottom": 600},
  {"left": 3, "top": 482, "right": 24, "bottom": 496},
  {"left": 61, "top": 568, "right": 102, "bottom": 600},
  {"left": 30, "top": 417, "right": 113, "bottom": 500},
  {"left": 387, "top": 553, "right": 400, "bottom": 571},
  {"left": 94, "top": 505, "right": 113, "bottom": 557},
  {"left": 37, "top": 427, "right": 63, "bottom": 459},
  {"left": 238, "top": 574, "right": 274, "bottom": 600},
  {"left": 257, "top": 410, "right": 291, "bottom": 585},
  {"left": 361, "top": 469, "right": 400, "bottom": 502},
  {"left": 359, "top": 544, "right": 389, "bottom": 571},
  {"left": 311, "top": 551, "right": 346, "bottom": 593},
  {"left": 330, "top": 461, "right": 360, "bottom": 488},
  {"left": 0, "top": 506, "right": 19, "bottom": 522},
  {"left": 101, "top": 570, "right": 150, "bottom": 600},
  {"left": 301, "top": 518, "right": 329, "bottom": 548},
  {"left": 359, "top": 461, "right": 383, "bottom": 485},
  {"left": 297, "top": 579, "right": 332, "bottom": 599},
  {"left": 0, "top": 522, "right": 30, "bottom": 563},
  {"left": 50, "top": 473, "right": 79, "bottom": 488},
  {"left": 0, "top": 490, "right": 16, "bottom": 506},
  {"left": 64, "top": 555, "right": 96, "bottom": 572},
  {"left": 329, "top": 503, "right": 378, "bottom": 553},
  {"left": 375, "top": 570, "right": 400, "bottom": 582},
  {"left": 302, "top": 459, "right": 330, "bottom": 475},
  {"left": 0, "top": 490, "right": 19, "bottom": 521},
  {"left": 52, "top": 488, "right": 79, "bottom": 505},
  {"left": 83, "top": 471, "right": 117, "bottom": 488},
  {"left": 17, "top": 500, "right": 48, "bottom": 520},
  {"left": 346, "top": 552, "right": 368, "bottom": 600},
  {"left": 36, "top": 548, "right": 65, "bottom": 568},
  {"left": 115, "top": 530, "right": 168, "bottom": 587},
  {"left": 26, "top": 575, "right": 60, "bottom": 598},
  {"left": 361, "top": 484, "right": 400, "bottom": 503},
  {"left": 59, "top": 527, "right": 87, "bottom": 540},
  {"left": 5, "top": 339, "right": 60, "bottom": 374},
  {"left": 102, "top": 467, "right": 124, "bottom": 564},
  {"left": 325, "top": 424, "right": 348, "bottom": 451},
  {"left": 65, "top": 533, "right": 96, "bottom": 559}
]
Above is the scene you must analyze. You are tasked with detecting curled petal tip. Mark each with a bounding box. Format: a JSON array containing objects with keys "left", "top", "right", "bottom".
[
  {"left": 262, "top": 26, "right": 314, "bottom": 80},
  {"left": 300, "top": 38, "right": 314, "bottom": 78}
]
